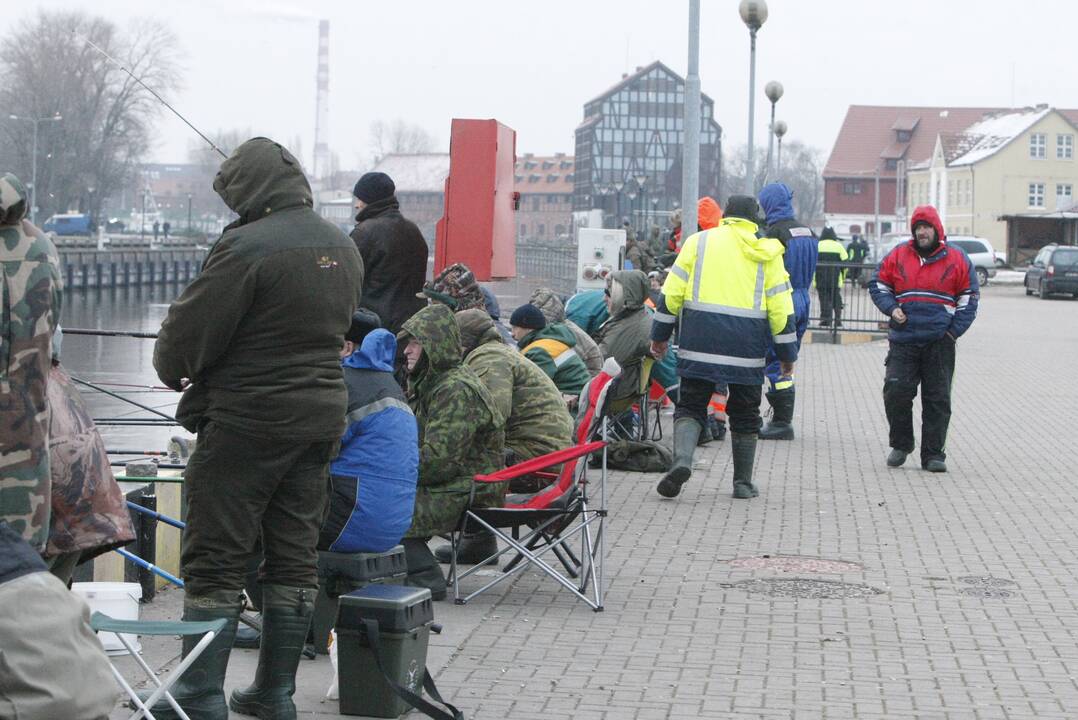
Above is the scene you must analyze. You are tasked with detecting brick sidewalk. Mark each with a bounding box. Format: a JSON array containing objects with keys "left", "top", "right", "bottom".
[{"left": 112, "top": 285, "right": 1078, "bottom": 719}]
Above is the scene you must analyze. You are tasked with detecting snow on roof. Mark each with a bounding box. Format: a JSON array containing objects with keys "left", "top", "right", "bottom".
[
  {"left": 949, "top": 106, "right": 1052, "bottom": 166},
  {"left": 370, "top": 153, "right": 451, "bottom": 193}
]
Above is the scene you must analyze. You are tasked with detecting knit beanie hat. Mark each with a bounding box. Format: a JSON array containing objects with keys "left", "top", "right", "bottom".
[
  {"left": 352, "top": 172, "right": 395, "bottom": 203},
  {"left": 724, "top": 195, "right": 764, "bottom": 223},
  {"left": 419, "top": 262, "right": 486, "bottom": 311},
  {"left": 345, "top": 308, "right": 382, "bottom": 344},
  {"left": 509, "top": 303, "right": 547, "bottom": 330}
]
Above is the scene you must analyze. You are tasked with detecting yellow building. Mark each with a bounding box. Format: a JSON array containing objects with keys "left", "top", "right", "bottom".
[{"left": 905, "top": 106, "right": 1078, "bottom": 263}]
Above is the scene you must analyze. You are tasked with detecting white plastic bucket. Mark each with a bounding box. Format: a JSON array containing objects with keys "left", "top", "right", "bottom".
[{"left": 72, "top": 581, "right": 143, "bottom": 655}]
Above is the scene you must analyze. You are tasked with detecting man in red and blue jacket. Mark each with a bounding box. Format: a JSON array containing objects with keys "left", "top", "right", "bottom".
[{"left": 869, "top": 205, "right": 979, "bottom": 473}]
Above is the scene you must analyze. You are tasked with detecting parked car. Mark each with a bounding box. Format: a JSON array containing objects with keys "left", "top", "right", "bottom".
[
  {"left": 944, "top": 236, "right": 997, "bottom": 287},
  {"left": 1024, "top": 244, "right": 1078, "bottom": 299},
  {"left": 42, "top": 213, "right": 92, "bottom": 236}
]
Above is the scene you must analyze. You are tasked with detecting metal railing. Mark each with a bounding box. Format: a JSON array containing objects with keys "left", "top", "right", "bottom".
[
  {"left": 807, "top": 261, "right": 888, "bottom": 342},
  {"left": 515, "top": 242, "right": 577, "bottom": 296}
]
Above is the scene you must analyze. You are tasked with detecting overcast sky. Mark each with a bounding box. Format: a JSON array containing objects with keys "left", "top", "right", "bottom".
[{"left": 6, "top": 0, "right": 1078, "bottom": 170}]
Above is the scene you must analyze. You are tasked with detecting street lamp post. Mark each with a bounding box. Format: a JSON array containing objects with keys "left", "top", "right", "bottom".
[
  {"left": 764, "top": 80, "right": 783, "bottom": 181},
  {"left": 739, "top": 0, "right": 768, "bottom": 195},
  {"left": 626, "top": 185, "right": 639, "bottom": 234},
  {"left": 187, "top": 193, "right": 193, "bottom": 233},
  {"left": 596, "top": 184, "right": 612, "bottom": 228},
  {"left": 612, "top": 179, "right": 625, "bottom": 227},
  {"left": 634, "top": 172, "right": 648, "bottom": 234},
  {"left": 773, "top": 120, "right": 788, "bottom": 180},
  {"left": 7, "top": 113, "right": 62, "bottom": 225}
]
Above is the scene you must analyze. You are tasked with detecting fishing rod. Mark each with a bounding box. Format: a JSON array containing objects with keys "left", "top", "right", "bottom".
[
  {"left": 63, "top": 328, "right": 159, "bottom": 339},
  {"left": 72, "top": 31, "right": 228, "bottom": 160},
  {"left": 72, "top": 376, "right": 177, "bottom": 421}
]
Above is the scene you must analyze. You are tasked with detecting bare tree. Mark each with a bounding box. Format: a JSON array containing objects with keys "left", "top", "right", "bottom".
[
  {"left": 722, "top": 141, "right": 825, "bottom": 225},
  {"left": 186, "top": 128, "right": 253, "bottom": 169},
  {"left": 0, "top": 11, "right": 182, "bottom": 226},
  {"left": 367, "top": 119, "right": 436, "bottom": 163}
]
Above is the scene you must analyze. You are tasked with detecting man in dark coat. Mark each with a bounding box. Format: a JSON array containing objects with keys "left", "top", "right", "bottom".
[
  {"left": 350, "top": 171, "right": 428, "bottom": 334},
  {"left": 152, "top": 137, "right": 363, "bottom": 720}
]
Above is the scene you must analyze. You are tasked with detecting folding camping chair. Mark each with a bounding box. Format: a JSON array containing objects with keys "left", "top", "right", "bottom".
[
  {"left": 447, "top": 361, "right": 620, "bottom": 611},
  {"left": 608, "top": 356, "right": 655, "bottom": 441},
  {"left": 90, "top": 612, "right": 226, "bottom": 720}
]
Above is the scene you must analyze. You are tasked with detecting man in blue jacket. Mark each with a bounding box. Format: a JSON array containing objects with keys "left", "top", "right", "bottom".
[
  {"left": 869, "top": 205, "right": 978, "bottom": 473},
  {"left": 757, "top": 183, "right": 818, "bottom": 440},
  {"left": 320, "top": 309, "right": 419, "bottom": 553}
]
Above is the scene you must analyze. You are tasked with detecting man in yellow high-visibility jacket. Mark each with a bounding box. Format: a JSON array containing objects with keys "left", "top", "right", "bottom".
[{"left": 650, "top": 195, "right": 798, "bottom": 499}]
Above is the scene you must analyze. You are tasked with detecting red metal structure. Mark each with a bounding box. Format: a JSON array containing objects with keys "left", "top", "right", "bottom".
[{"left": 434, "top": 119, "right": 518, "bottom": 280}]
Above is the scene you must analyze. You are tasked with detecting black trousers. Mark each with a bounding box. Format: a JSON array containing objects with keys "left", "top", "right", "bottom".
[
  {"left": 674, "top": 377, "right": 762, "bottom": 435},
  {"left": 883, "top": 339, "right": 955, "bottom": 464},
  {"left": 181, "top": 420, "right": 336, "bottom": 597},
  {"left": 818, "top": 284, "right": 844, "bottom": 323}
]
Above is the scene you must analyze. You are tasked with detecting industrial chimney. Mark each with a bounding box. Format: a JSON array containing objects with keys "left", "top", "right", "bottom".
[{"left": 312, "top": 19, "right": 330, "bottom": 183}]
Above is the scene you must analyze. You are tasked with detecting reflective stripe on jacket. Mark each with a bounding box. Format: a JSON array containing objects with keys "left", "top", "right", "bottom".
[{"left": 650, "top": 217, "right": 797, "bottom": 385}]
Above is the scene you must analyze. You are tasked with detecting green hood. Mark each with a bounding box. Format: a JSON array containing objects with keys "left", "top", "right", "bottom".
[
  {"left": 400, "top": 303, "right": 462, "bottom": 373},
  {"left": 520, "top": 321, "right": 577, "bottom": 349},
  {"left": 0, "top": 173, "right": 29, "bottom": 226},
  {"left": 724, "top": 217, "right": 785, "bottom": 263},
  {"left": 455, "top": 308, "right": 503, "bottom": 356},
  {"left": 212, "top": 137, "right": 313, "bottom": 226},
  {"left": 529, "top": 287, "right": 566, "bottom": 323},
  {"left": 608, "top": 269, "right": 648, "bottom": 315}
]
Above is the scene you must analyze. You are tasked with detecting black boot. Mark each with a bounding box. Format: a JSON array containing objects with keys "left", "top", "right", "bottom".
[
  {"left": 229, "top": 585, "right": 314, "bottom": 719},
  {"left": 234, "top": 618, "right": 261, "bottom": 649},
  {"left": 759, "top": 389, "right": 795, "bottom": 440},
  {"left": 434, "top": 529, "right": 498, "bottom": 566},
  {"left": 657, "top": 418, "right": 702, "bottom": 498},
  {"left": 135, "top": 593, "right": 242, "bottom": 720},
  {"left": 731, "top": 432, "right": 759, "bottom": 499},
  {"left": 402, "top": 537, "right": 447, "bottom": 600},
  {"left": 834, "top": 307, "right": 843, "bottom": 328}
]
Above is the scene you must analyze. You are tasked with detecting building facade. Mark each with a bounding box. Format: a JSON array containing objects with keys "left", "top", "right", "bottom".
[
  {"left": 573, "top": 61, "right": 722, "bottom": 231},
  {"left": 515, "top": 153, "right": 574, "bottom": 243}
]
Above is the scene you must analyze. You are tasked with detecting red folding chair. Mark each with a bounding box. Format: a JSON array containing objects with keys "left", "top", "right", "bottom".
[{"left": 447, "top": 361, "right": 620, "bottom": 611}]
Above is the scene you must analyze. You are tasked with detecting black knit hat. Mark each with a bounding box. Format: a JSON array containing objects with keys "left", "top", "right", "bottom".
[
  {"left": 352, "top": 172, "right": 395, "bottom": 203},
  {"left": 509, "top": 303, "right": 547, "bottom": 330},
  {"left": 345, "top": 308, "right": 382, "bottom": 344},
  {"left": 724, "top": 195, "right": 763, "bottom": 223}
]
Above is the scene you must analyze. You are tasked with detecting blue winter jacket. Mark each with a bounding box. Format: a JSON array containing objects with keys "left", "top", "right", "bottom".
[
  {"left": 320, "top": 330, "right": 419, "bottom": 553},
  {"left": 759, "top": 183, "right": 819, "bottom": 329},
  {"left": 565, "top": 289, "right": 609, "bottom": 337}
]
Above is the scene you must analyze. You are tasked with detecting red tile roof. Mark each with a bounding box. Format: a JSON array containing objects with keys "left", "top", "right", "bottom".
[
  {"left": 514, "top": 154, "right": 574, "bottom": 195},
  {"left": 824, "top": 105, "right": 1003, "bottom": 179}
]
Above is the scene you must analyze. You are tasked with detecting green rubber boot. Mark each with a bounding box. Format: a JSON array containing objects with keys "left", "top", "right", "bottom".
[
  {"left": 135, "top": 593, "right": 242, "bottom": 720},
  {"left": 228, "top": 585, "right": 315, "bottom": 719},
  {"left": 731, "top": 432, "right": 760, "bottom": 499},
  {"left": 656, "top": 418, "right": 702, "bottom": 498}
]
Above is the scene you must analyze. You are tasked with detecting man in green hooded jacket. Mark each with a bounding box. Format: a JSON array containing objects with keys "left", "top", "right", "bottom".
[
  {"left": 397, "top": 304, "right": 504, "bottom": 598},
  {"left": 151, "top": 137, "right": 363, "bottom": 720},
  {"left": 434, "top": 309, "right": 573, "bottom": 565},
  {"left": 596, "top": 269, "right": 653, "bottom": 405},
  {"left": 509, "top": 304, "right": 590, "bottom": 397}
]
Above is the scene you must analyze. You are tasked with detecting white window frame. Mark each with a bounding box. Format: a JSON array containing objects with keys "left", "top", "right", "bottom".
[
  {"left": 1029, "top": 182, "right": 1046, "bottom": 208},
  {"left": 1057, "top": 183, "right": 1073, "bottom": 208},
  {"left": 1057, "top": 134, "right": 1074, "bottom": 160},
  {"left": 1030, "top": 133, "right": 1047, "bottom": 159}
]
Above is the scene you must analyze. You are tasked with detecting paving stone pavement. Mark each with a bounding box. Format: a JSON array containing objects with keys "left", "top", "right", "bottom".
[{"left": 108, "top": 284, "right": 1078, "bottom": 719}]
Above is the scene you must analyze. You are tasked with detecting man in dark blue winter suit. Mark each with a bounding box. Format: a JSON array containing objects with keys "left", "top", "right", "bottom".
[
  {"left": 757, "top": 183, "right": 818, "bottom": 440},
  {"left": 320, "top": 309, "right": 419, "bottom": 553}
]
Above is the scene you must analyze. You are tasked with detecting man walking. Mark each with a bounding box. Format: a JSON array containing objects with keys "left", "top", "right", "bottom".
[
  {"left": 757, "top": 182, "right": 817, "bottom": 440},
  {"left": 869, "top": 205, "right": 978, "bottom": 473},
  {"left": 152, "top": 137, "right": 363, "bottom": 719},
  {"left": 650, "top": 196, "right": 797, "bottom": 500},
  {"left": 816, "top": 226, "right": 848, "bottom": 327},
  {"left": 351, "top": 171, "right": 428, "bottom": 335}
]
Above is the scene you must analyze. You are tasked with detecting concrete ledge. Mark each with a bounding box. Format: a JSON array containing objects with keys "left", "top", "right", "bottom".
[{"left": 804, "top": 330, "right": 886, "bottom": 345}]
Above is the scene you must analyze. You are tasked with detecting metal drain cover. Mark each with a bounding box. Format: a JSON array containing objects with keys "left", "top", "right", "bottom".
[
  {"left": 722, "top": 578, "right": 884, "bottom": 599},
  {"left": 956, "top": 576, "right": 1018, "bottom": 599},
  {"left": 728, "top": 556, "right": 863, "bottom": 573}
]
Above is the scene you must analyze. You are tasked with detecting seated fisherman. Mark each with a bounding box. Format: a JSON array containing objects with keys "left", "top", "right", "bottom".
[
  {"left": 434, "top": 309, "right": 574, "bottom": 565},
  {"left": 595, "top": 270, "right": 653, "bottom": 406},
  {"left": 529, "top": 287, "right": 603, "bottom": 375},
  {"left": 397, "top": 304, "right": 504, "bottom": 599},
  {"left": 319, "top": 309, "right": 418, "bottom": 554},
  {"left": 509, "top": 303, "right": 590, "bottom": 399}
]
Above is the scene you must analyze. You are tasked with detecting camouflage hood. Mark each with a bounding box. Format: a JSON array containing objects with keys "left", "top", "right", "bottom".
[
  {"left": 455, "top": 308, "right": 503, "bottom": 356},
  {"left": 0, "top": 173, "right": 29, "bottom": 226},
  {"left": 529, "top": 287, "right": 567, "bottom": 324},
  {"left": 400, "top": 303, "right": 462, "bottom": 374},
  {"left": 212, "top": 137, "right": 313, "bottom": 226},
  {"left": 608, "top": 269, "right": 649, "bottom": 316}
]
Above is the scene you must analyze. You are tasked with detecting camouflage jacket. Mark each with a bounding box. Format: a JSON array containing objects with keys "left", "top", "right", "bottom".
[
  {"left": 400, "top": 304, "right": 504, "bottom": 538},
  {"left": 0, "top": 173, "right": 63, "bottom": 552},
  {"left": 457, "top": 310, "right": 572, "bottom": 461},
  {"left": 46, "top": 365, "right": 135, "bottom": 559}
]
